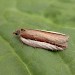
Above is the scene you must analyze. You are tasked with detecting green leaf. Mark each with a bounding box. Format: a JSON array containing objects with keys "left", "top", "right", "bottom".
[{"left": 0, "top": 0, "right": 75, "bottom": 75}]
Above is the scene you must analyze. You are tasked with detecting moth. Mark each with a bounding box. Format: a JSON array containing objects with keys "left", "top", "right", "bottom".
[{"left": 13, "top": 29, "right": 69, "bottom": 51}]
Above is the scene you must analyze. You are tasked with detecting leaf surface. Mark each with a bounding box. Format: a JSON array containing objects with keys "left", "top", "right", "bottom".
[{"left": 0, "top": 0, "right": 75, "bottom": 75}]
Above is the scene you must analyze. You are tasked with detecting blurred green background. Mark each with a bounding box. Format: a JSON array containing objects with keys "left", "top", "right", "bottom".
[{"left": 0, "top": 0, "right": 75, "bottom": 75}]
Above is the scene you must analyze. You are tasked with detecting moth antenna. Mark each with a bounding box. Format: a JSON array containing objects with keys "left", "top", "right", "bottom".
[
  {"left": 13, "top": 32, "right": 18, "bottom": 35},
  {"left": 13, "top": 30, "right": 20, "bottom": 35}
]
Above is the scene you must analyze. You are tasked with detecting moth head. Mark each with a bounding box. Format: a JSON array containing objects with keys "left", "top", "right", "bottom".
[{"left": 13, "top": 29, "right": 25, "bottom": 35}]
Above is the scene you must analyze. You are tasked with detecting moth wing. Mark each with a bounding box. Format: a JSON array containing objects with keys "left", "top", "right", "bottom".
[
  {"left": 34, "top": 29, "right": 69, "bottom": 43},
  {"left": 20, "top": 37, "right": 63, "bottom": 50},
  {"left": 44, "top": 31, "right": 69, "bottom": 44}
]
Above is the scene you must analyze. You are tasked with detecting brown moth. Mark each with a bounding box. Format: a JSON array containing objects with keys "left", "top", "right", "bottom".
[{"left": 13, "top": 29, "right": 69, "bottom": 51}]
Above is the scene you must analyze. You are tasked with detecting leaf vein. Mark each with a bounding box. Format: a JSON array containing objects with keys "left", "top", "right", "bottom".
[{"left": 0, "top": 36, "right": 32, "bottom": 75}]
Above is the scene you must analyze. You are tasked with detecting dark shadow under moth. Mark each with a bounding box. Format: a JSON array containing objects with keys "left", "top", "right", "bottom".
[{"left": 13, "top": 29, "right": 69, "bottom": 51}]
